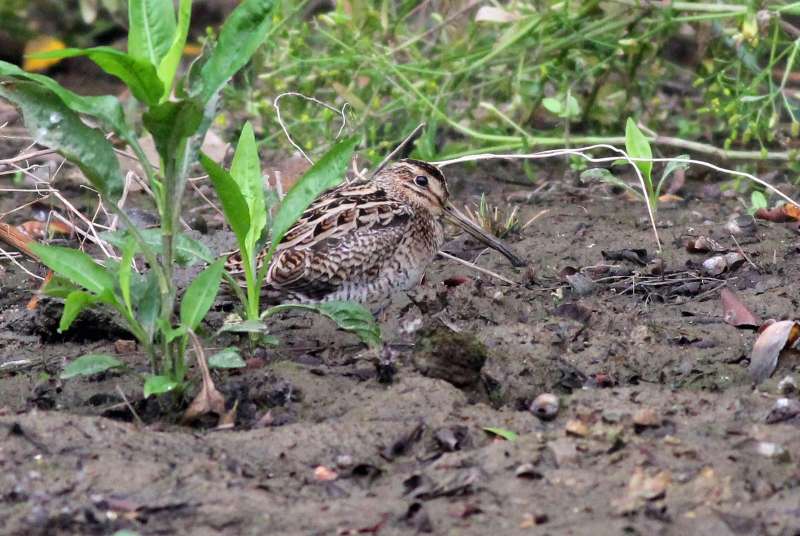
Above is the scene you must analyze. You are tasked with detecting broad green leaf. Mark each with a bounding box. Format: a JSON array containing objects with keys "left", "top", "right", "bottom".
[
  {"left": 118, "top": 236, "right": 136, "bottom": 316},
  {"left": 41, "top": 275, "right": 80, "bottom": 299},
  {"left": 0, "top": 60, "right": 133, "bottom": 142},
  {"left": 208, "top": 347, "right": 246, "bottom": 369},
  {"left": 750, "top": 190, "right": 768, "bottom": 215},
  {"left": 483, "top": 427, "right": 518, "bottom": 441},
  {"left": 0, "top": 81, "right": 123, "bottom": 201},
  {"left": 28, "top": 243, "right": 115, "bottom": 296},
  {"left": 157, "top": 0, "right": 191, "bottom": 98},
  {"left": 563, "top": 94, "right": 580, "bottom": 118},
  {"left": 180, "top": 259, "right": 225, "bottom": 330},
  {"left": 230, "top": 122, "right": 266, "bottom": 252},
  {"left": 190, "top": 0, "right": 276, "bottom": 103},
  {"left": 30, "top": 47, "right": 163, "bottom": 105},
  {"left": 59, "top": 290, "right": 97, "bottom": 333},
  {"left": 200, "top": 153, "right": 251, "bottom": 244},
  {"left": 60, "top": 354, "right": 124, "bottom": 379},
  {"left": 103, "top": 228, "right": 213, "bottom": 266},
  {"left": 269, "top": 136, "right": 358, "bottom": 257},
  {"left": 128, "top": 0, "right": 176, "bottom": 67},
  {"left": 142, "top": 99, "right": 204, "bottom": 163},
  {"left": 541, "top": 97, "right": 562, "bottom": 115},
  {"left": 263, "top": 300, "right": 381, "bottom": 348},
  {"left": 143, "top": 375, "right": 179, "bottom": 398},
  {"left": 624, "top": 118, "right": 653, "bottom": 183}
]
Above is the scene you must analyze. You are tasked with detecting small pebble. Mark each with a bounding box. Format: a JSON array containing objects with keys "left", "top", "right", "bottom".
[
  {"left": 514, "top": 463, "right": 543, "bottom": 479},
  {"left": 530, "top": 393, "right": 559, "bottom": 421},
  {"left": 777, "top": 375, "right": 798, "bottom": 395},
  {"left": 335, "top": 454, "right": 353, "bottom": 469},
  {"left": 565, "top": 419, "right": 589, "bottom": 437},
  {"left": 633, "top": 408, "right": 661, "bottom": 429},
  {"left": 313, "top": 465, "right": 338, "bottom": 481}
]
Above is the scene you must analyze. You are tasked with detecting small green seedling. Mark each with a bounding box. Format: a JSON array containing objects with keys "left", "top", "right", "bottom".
[{"left": 748, "top": 190, "right": 768, "bottom": 215}]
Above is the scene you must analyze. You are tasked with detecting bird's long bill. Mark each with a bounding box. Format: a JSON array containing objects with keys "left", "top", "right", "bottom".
[{"left": 444, "top": 204, "right": 526, "bottom": 267}]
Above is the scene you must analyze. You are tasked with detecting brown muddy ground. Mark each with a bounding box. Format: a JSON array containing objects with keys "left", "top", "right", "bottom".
[{"left": 2, "top": 150, "right": 800, "bottom": 535}]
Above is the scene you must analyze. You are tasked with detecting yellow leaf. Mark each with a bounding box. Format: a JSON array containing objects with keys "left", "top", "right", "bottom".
[{"left": 23, "top": 36, "right": 66, "bottom": 72}]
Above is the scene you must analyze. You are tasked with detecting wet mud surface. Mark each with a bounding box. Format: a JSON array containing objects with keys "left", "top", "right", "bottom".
[{"left": 2, "top": 160, "right": 800, "bottom": 535}]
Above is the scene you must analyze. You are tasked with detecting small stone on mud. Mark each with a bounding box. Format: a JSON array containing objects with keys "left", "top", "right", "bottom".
[
  {"left": 765, "top": 397, "right": 800, "bottom": 424},
  {"left": 530, "top": 393, "right": 559, "bottom": 421},
  {"left": 520, "top": 512, "right": 549, "bottom": 527},
  {"left": 777, "top": 375, "right": 798, "bottom": 395},
  {"left": 335, "top": 454, "right": 353, "bottom": 468},
  {"left": 515, "top": 463, "right": 543, "bottom": 479},
  {"left": 313, "top": 465, "right": 338, "bottom": 481},
  {"left": 412, "top": 326, "right": 487, "bottom": 388},
  {"left": 565, "top": 419, "right": 589, "bottom": 437},
  {"left": 633, "top": 408, "right": 661, "bottom": 429}
]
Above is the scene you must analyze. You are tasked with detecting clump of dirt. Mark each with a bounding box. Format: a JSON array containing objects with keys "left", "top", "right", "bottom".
[
  {"left": 2, "top": 160, "right": 800, "bottom": 534},
  {"left": 412, "top": 326, "right": 488, "bottom": 387}
]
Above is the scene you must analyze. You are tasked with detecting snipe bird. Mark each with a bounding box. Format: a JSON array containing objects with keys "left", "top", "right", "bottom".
[{"left": 228, "top": 159, "right": 525, "bottom": 308}]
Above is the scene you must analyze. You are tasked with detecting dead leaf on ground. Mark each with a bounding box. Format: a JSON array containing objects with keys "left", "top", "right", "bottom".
[
  {"left": 720, "top": 288, "right": 761, "bottom": 329},
  {"left": 748, "top": 320, "right": 800, "bottom": 383},
  {"left": 17, "top": 220, "right": 71, "bottom": 240},
  {"left": 182, "top": 332, "right": 227, "bottom": 425},
  {"left": 755, "top": 203, "right": 800, "bottom": 223}
]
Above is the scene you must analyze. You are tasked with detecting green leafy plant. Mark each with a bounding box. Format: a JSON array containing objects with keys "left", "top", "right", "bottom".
[
  {"left": 748, "top": 190, "right": 769, "bottom": 215},
  {"left": 0, "top": 0, "right": 276, "bottom": 396},
  {"left": 200, "top": 130, "right": 381, "bottom": 347}
]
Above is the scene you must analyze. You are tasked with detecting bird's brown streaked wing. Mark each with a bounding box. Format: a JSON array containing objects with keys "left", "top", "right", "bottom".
[{"left": 265, "top": 203, "right": 414, "bottom": 300}]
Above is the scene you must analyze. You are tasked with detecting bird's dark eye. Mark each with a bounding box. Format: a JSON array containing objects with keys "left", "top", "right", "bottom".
[{"left": 414, "top": 175, "right": 429, "bottom": 187}]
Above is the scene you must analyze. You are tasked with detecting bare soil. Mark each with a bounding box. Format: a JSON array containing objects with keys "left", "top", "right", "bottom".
[{"left": 2, "top": 153, "right": 800, "bottom": 535}]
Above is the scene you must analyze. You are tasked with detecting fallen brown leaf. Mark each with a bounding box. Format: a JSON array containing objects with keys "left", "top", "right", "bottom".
[
  {"left": 748, "top": 320, "right": 800, "bottom": 383},
  {"left": 182, "top": 331, "right": 227, "bottom": 425},
  {"left": 720, "top": 288, "right": 760, "bottom": 329}
]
